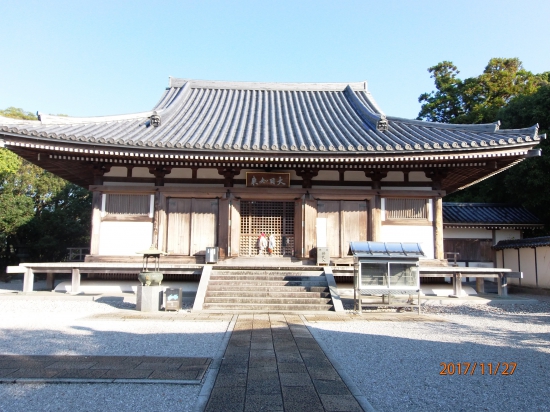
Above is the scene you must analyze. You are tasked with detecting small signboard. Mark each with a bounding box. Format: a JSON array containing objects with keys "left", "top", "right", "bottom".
[
  {"left": 165, "top": 288, "right": 182, "bottom": 311},
  {"left": 246, "top": 172, "right": 290, "bottom": 188}
]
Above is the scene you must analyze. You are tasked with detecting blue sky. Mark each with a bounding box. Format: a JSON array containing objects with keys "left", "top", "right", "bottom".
[{"left": 1, "top": 0, "right": 549, "bottom": 120}]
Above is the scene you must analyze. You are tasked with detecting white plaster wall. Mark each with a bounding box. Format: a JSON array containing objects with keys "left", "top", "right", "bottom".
[
  {"left": 345, "top": 171, "right": 369, "bottom": 181},
  {"left": 316, "top": 170, "right": 339, "bottom": 181},
  {"left": 103, "top": 182, "right": 154, "bottom": 186},
  {"left": 502, "top": 248, "right": 520, "bottom": 284},
  {"left": 536, "top": 247, "right": 550, "bottom": 289},
  {"left": 104, "top": 166, "right": 127, "bottom": 177},
  {"left": 132, "top": 167, "right": 152, "bottom": 178},
  {"left": 519, "top": 247, "right": 537, "bottom": 287},
  {"left": 494, "top": 230, "right": 521, "bottom": 243},
  {"left": 380, "top": 186, "right": 433, "bottom": 191},
  {"left": 197, "top": 168, "right": 221, "bottom": 179},
  {"left": 169, "top": 168, "right": 193, "bottom": 178},
  {"left": 443, "top": 228, "right": 492, "bottom": 239},
  {"left": 381, "top": 225, "right": 434, "bottom": 259},
  {"left": 98, "top": 222, "right": 153, "bottom": 256},
  {"left": 409, "top": 171, "right": 431, "bottom": 182},
  {"left": 384, "top": 171, "right": 403, "bottom": 182}
]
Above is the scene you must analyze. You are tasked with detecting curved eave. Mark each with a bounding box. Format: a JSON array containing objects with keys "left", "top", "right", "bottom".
[{"left": 444, "top": 224, "right": 543, "bottom": 229}]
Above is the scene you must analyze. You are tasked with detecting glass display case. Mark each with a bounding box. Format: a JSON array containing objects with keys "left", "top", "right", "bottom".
[{"left": 349, "top": 242, "right": 424, "bottom": 313}]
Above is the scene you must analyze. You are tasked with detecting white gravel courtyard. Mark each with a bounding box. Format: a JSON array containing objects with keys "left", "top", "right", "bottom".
[{"left": 0, "top": 297, "right": 231, "bottom": 412}]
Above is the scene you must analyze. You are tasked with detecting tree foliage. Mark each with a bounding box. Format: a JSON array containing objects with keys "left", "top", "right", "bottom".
[
  {"left": 419, "top": 59, "right": 550, "bottom": 236},
  {"left": 418, "top": 58, "right": 549, "bottom": 124},
  {"left": 0, "top": 107, "right": 92, "bottom": 272}
]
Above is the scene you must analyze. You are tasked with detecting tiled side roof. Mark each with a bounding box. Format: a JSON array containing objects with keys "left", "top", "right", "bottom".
[
  {"left": 0, "top": 79, "right": 543, "bottom": 155},
  {"left": 443, "top": 203, "right": 543, "bottom": 228},
  {"left": 493, "top": 236, "right": 550, "bottom": 250}
]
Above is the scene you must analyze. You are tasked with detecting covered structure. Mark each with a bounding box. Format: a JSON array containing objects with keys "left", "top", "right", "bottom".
[
  {"left": 0, "top": 78, "right": 544, "bottom": 264},
  {"left": 443, "top": 203, "right": 543, "bottom": 267}
]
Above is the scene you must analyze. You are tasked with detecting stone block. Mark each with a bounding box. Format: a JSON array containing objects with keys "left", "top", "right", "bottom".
[{"left": 136, "top": 286, "right": 161, "bottom": 312}]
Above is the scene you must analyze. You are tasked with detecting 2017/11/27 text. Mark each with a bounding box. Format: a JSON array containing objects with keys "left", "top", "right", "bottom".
[{"left": 440, "top": 362, "right": 517, "bottom": 375}]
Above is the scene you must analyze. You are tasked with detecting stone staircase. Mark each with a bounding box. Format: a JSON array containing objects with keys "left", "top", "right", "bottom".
[{"left": 202, "top": 268, "right": 334, "bottom": 312}]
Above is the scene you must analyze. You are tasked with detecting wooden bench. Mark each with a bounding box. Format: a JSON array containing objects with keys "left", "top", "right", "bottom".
[
  {"left": 7, "top": 263, "right": 202, "bottom": 294},
  {"left": 418, "top": 267, "right": 523, "bottom": 297}
]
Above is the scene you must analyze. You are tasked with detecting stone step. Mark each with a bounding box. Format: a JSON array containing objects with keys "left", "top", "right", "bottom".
[
  {"left": 208, "top": 285, "right": 329, "bottom": 294},
  {"left": 209, "top": 275, "right": 326, "bottom": 281},
  {"left": 202, "top": 303, "right": 334, "bottom": 311},
  {"left": 208, "top": 280, "right": 328, "bottom": 287},
  {"left": 204, "top": 297, "right": 333, "bottom": 305},
  {"left": 206, "top": 291, "right": 331, "bottom": 298}
]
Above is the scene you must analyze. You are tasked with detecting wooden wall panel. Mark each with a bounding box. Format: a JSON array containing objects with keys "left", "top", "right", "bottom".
[
  {"left": 317, "top": 200, "right": 340, "bottom": 257},
  {"left": 341, "top": 201, "right": 368, "bottom": 256},
  {"left": 166, "top": 198, "right": 191, "bottom": 255},
  {"left": 191, "top": 199, "right": 218, "bottom": 255}
]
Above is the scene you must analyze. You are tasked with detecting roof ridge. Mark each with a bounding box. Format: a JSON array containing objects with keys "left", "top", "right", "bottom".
[
  {"left": 169, "top": 77, "right": 368, "bottom": 92},
  {"left": 37, "top": 111, "right": 155, "bottom": 125}
]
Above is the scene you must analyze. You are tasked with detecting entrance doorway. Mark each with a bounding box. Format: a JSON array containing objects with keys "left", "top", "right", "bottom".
[{"left": 239, "top": 201, "right": 295, "bottom": 256}]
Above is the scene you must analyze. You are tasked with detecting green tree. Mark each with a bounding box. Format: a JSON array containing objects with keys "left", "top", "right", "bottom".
[
  {"left": 418, "top": 58, "right": 549, "bottom": 124},
  {"left": 420, "top": 60, "right": 550, "bottom": 235},
  {"left": 0, "top": 107, "right": 92, "bottom": 273}
]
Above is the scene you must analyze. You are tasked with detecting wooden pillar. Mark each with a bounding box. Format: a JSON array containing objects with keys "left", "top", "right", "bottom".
[
  {"left": 370, "top": 195, "right": 381, "bottom": 242},
  {"left": 46, "top": 272, "right": 55, "bottom": 291},
  {"left": 218, "top": 197, "right": 229, "bottom": 259},
  {"left": 230, "top": 198, "right": 241, "bottom": 257},
  {"left": 149, "top": 166, "right": 172, "bottom": 186},
  {"left": 304, "top": 198, "right": 317, "bottom": 258},
  {"left": 156, "top": 192, "right": 167, "bottom": 252},
  {"left": 152, "top": 191, "right": 161, "bottom": 248},
  {"left": 90, "top": 191, "right": 102, "bottom": 255},
  {"left": 476, "top": 277, "right": 485, "bottom": 294},
  {"left": 433, "top": 196, "right": 444, "bottom": 260},
  {"left": 294, "top": 199, "right": 304, "bottom": 258},
  {"left": 23, "top": 268, "right": 34, "bottom": 293},
  {"left": 71, "top": 268, "right": 81, "bottom": 294}
]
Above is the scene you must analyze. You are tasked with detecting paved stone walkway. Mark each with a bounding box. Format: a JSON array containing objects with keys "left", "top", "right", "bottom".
[
  {"left": 205, "top": 314, "right": 364, "bottom": 412},
  {"left": 0, "top": 355, "right": 211, "bottom": 384}
]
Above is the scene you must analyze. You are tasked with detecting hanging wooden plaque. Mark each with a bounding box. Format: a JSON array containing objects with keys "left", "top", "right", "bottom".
[{"left": 246, "top": 172, "right": 290, "bottom": 188}]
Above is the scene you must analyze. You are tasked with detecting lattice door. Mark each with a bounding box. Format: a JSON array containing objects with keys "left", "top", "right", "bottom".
[{"left": 240, "top": 201, "right": 295, "bottom": 256}]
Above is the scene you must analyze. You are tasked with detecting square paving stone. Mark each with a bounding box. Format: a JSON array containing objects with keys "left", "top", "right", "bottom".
[
  {"left": 282, "top": 386, "right": 324, "bottom": 411},
  {"left": 46, "top": 361, "right": 97, "bottom": 370},
  {"left": 249, "top": 358, "right": 277, "bottom": 369},
  {"left": 0, "top": 361, "right": 52, "bottom": 369},
  {"left": 307, "top": 367, "right": 342, "bottom": 380},
  {"left": 206, "top": 386, "right": 246, "bottom": 412},
  {"left": 246, "top": 378, "right": 281, "bottom": 395},
  {"left": 90, "top": 361, "right": 141, "bottom": 370},
  {"left": 11, "top": 369, "right": 60, "bottom": 379},
  {"left": 245, "top": 394, "right": 284, "bottom": 412},
  {"left": 219, "top": 362, "right": 248, "bottom": 374},
  {"left": 102, "top": 369, "right": 153, "bottom": 379},
  {"left": 279, "top": 372, "right": 313, "bottom": 387},
  {"left": 0, "top": 369, "right": 19, "bottom": 378},
  {"left": 277, "top": 363, "right": 308, "bottom": 374},
  {"left": 214, "top": 372, "right": 247, "bottom": 387},
  {"left": 136, "top": 362, "right": 181, "bottom": 370},
  {"left": 319, "top": 394, "right": 363, "bottom": 412},
  {"left": 178, "top": 366, "right": 209, "bottom": 380},
  {"left": 247, "top": 367, "right": 279, "bottom": 380},
  {"left": 53, "top": 369, "right": 109, "bottom": 379},
  {"left": 149, "top": 370, "right": 202, "bottom": 380},
  {"left": 313, "top": 379, "right": 351, "bottom": 395}
]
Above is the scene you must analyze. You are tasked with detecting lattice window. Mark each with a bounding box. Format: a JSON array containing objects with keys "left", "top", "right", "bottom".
[
  {"left": 105, "top": 194, "right": 151, "bottom": 215},
  {"left": 240, "top": 201, "right": 295, "bottom": 257},
  {"left": 385, "top": 198, "right": 428, "bottom": 220}
]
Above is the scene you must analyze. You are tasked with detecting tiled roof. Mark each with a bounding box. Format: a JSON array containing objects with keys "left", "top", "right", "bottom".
[
  {"left": 443, "top": 203, "right": 543, "bottom": 228},
  {"left": 0, "top": 78, "right": 543, "bottom": 155},
  {"left": 493, "top": 236, "right": 550, "bottom": 250}
]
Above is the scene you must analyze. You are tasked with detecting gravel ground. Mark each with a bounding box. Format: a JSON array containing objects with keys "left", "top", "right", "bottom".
[
  {"left": 310, "top": 294, "right": 550, "bottom": 412},
  {"left": 0, "top": 298, "right": 230, "bottom": 412}
]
